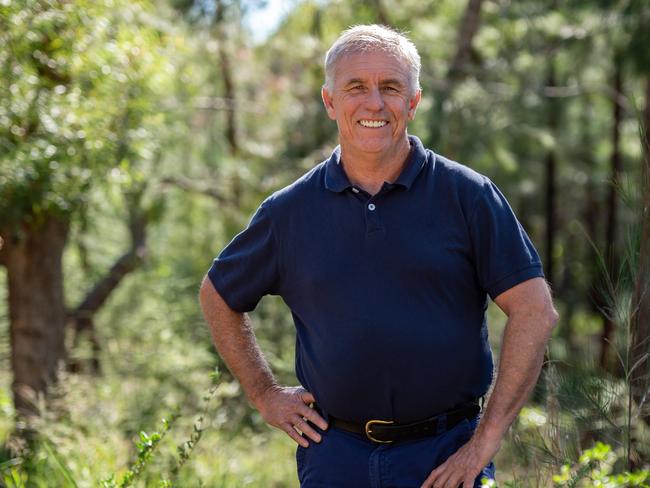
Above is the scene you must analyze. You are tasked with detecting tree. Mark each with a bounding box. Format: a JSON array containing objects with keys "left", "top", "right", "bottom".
[{"left": 0, "top": 0, "right": 178, "bottom": 418}]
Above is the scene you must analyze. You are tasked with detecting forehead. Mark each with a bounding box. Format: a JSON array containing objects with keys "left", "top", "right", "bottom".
[{"left": 332, "top": 50, "right": 410, "bottom": 86}]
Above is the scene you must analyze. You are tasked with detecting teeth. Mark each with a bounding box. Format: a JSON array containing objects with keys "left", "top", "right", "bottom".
[{"left": 359, "top": 120, "right": 387, "bottom": 128}]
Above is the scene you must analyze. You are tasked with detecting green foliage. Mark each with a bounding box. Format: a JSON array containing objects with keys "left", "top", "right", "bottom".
[
  {"left": 0, "top": 0, "right": 180, "bottom": 227},
  {"left": 1, "top": 0, "right": 650, "bottom": 486},
  {"left": 552, "top": 442, "right": 650, "bottom": 487},
  {"left": 100, "top": 413, "right": 179, "bottom": 488}
]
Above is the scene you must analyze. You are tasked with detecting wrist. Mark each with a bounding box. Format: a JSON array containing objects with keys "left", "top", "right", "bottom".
[
  {"left": 473, "top": 419, "right": 506, "bottom": 446},
  {"left": 249, "top": 381, "right": 279, "bottom": 410}
]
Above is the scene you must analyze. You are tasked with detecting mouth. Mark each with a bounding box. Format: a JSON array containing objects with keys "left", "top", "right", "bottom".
[{"left": 358, "top": 119, "right": 388, "bottom": 128}]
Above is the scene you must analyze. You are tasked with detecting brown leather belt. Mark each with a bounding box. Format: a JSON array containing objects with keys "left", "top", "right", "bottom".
[{"left": 329, "top": 402, "right": 481, "bottom": 443}]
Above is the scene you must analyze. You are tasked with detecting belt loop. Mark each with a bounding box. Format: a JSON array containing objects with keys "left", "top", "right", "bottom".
[{"left": 436, "top": 413, "right": 447, "bottom": 435}]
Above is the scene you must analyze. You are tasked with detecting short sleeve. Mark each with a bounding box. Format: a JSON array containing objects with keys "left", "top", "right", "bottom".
[
  {"left": 207, "top": 198, "right": 281, "bottom": 312},
  {"left": 468, "top": 179, "right": 544, "bottom": 300}
]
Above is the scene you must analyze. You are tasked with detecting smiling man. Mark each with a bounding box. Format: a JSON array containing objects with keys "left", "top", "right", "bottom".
[{"left": 200, "top": 25, "right": 558, "bottom": 488}]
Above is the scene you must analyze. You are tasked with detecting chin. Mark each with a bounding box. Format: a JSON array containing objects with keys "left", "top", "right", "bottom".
[{"left": 353, "top": 139, "right": 391, "bottom": 154}]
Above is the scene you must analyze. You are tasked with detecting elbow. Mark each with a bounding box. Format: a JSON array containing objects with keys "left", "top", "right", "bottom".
[
  {"left": 199, "top": 274, "right": 217, "bottom": 314},
  {"left": 545, "top": 305, "right": 560, "bottom": 333}
]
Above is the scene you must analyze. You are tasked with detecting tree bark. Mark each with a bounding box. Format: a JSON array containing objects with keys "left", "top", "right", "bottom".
[
  {"left": 447, "top": 0, "right": 484, "bottom": 83},
  {"left": 218, "top": 42, "right": 238, "bottom": 156},
  {"left": 368, "top": 0, "right": 391, "bottom": 26},
  {"left": 578, "top": 93, "right": 603, "bottom": 330},
  {"left": 630, "top": 74, "right": 650, "bottom": 425},
  {"left": 600, "top": 50, "right": 624, "bottom": 370},
  {"left": 427, "top": 0, "right": 485, "bottom": 150},
  {"left": 214, "top": 0, "right": 238, "bottom": 156},
  {"left": 1, "top": 216, "right": 69, "bottom": 417},
  {"left": 545, "top": 60, "right": 558, "bottom": 287}
]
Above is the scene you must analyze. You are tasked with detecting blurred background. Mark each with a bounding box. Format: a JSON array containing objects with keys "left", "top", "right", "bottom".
[{"left": 1, "top": 0, "right": 649, "bottom": 486}]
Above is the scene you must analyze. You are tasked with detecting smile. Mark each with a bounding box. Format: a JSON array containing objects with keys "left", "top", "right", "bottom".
[{"left": 358, "top": 120, "right": 388, "bottom": 128}]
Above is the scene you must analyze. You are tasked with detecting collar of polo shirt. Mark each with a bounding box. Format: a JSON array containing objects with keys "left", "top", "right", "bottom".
[{"left": 324, "top": 135, "right": 428, "bottom": 193}]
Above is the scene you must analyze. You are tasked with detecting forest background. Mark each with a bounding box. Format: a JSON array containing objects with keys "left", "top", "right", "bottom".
[{"left": 1, "top": 0, "right": 650, "bottom": 486}]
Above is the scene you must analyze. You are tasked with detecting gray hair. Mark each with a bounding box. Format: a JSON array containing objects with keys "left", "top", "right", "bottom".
[{"left": 324, "top": 24, "right": 421, "bottom": 95}]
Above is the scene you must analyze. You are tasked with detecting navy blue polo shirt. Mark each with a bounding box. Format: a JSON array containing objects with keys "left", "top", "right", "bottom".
[{"left": 208, "top": 135, "right": 544, "bottom": 424}]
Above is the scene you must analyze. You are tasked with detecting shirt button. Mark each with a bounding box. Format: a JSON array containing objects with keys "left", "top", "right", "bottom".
[
  {"left": 352, "top": 187, "right": 359, "bottom": 193},
  {"left": 368, "top": 203, "right": 376, "bottom": 211}
]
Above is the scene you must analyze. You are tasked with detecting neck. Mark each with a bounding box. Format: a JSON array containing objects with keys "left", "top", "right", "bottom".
[{"left": 339, "top": 136, "right": 412, "bottom": 196}]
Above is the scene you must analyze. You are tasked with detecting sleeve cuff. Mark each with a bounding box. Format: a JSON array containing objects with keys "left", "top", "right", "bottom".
[
  {"left": 207, "top": 261, "right": 250, "bottom": 313},
  {"left": 486, "top": 264, "right": 545, "bottom": 301}
]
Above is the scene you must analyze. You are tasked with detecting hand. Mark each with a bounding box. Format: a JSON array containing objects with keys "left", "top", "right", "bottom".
[
  {"left": 254, "top": 385, "right": 328, "bottom": 448},
  {"left": 420, "top": 432, "right": 501, "bottom": 488}
]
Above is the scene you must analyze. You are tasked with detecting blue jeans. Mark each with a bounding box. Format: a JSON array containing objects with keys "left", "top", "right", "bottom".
[{"left": 296, "top": 416, "right": 496, "bottom": 487}]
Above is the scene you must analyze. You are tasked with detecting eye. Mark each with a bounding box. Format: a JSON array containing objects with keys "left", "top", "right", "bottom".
[{"left": 382, "top": 86, "right": 398, "bottom": 92}]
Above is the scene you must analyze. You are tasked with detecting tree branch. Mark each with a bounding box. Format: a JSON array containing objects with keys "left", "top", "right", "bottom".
[
  {"left": 72, "top": 209, "right": 148, "bottom": 320},
  {"left": 160, "top": 175, "right": 228, "bottom": 203}
]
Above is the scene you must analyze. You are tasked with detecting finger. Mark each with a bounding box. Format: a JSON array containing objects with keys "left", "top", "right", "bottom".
[
  {"left": 421, "top": 469, "right": 440, "bottom": 488},
  {"left": 292, "top": 415, "right": 322, "bottom": 443},
  {"left": 282, "top": 422, "right": 309, "bottom": 448},
  {"left": 298, "top": 403, "right": 328, "bottom": 430},
  {"left": 445, "top": 472, "right": 463, "bottom": 488},
  {"left": 300, "top": 390, "right": 316, "bottom": 405},
  {"left": 431, "top": 465, "right": 453, "bottom": 488},
  {"left": 451, "top": 469, "right": 472, "bottom": 488}
]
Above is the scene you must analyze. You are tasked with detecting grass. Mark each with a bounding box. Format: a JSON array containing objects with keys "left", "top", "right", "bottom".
[
  {"left": 0, "top": 375, "right": 299, "bottom": 487},
  {"left": 0, "top": 198, "right": 649, "bottom": 486}
]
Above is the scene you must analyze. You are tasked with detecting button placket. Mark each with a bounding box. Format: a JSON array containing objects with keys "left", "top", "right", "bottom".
[{"left": 365, "top": 197, "right": 383, "bottom": 236}]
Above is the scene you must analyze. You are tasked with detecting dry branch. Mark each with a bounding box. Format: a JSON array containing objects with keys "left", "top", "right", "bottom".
[{"left": 160, "top": 175, "right": 228, "bottom": 203}]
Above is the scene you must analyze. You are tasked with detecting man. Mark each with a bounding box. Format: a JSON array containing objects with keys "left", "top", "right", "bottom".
[{"left": 199, "top": 24, "right": 558, "bottom": 488}]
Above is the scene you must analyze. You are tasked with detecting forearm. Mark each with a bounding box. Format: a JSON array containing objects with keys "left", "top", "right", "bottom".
[
  {"left": 199, "top": 276, "right": 328, "bottom": 446},
  {"left": 422, "top": 279, "right": 558, "bottom": 487},
  {"left": 199, "top": 276, "right": 277, "bottom": 409},
  {"left": 474, "top": 307, "right": 557, "bottom": 444}
]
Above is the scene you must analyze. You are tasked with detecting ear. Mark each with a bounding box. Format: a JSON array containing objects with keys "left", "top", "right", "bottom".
[
  {"left": 407, "top": 89, "right": 422, "bottom": 120},
  {"left": 321, "top": 86, "right": 337, "bottom": 120}
]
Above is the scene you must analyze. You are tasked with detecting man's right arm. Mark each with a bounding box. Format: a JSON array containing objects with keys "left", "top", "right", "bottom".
[{"left": 198, "top": 275, "right": 328, "bottom": 447}]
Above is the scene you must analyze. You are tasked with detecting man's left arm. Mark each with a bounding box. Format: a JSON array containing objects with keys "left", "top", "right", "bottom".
[{"left": 421, "top": 277, "right": 559, "bottom": 488}]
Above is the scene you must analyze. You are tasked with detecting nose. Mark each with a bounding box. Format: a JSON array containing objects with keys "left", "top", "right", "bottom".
[{"left": 365, "top": 86, "right": 385, "bottom": 111}]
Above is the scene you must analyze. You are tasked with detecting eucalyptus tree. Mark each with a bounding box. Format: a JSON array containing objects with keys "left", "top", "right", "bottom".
[{"left": 0, "top": 0, "right": 180, "bottom": 418}]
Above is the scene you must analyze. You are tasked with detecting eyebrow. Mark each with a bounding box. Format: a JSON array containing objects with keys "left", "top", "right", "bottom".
[
  {"left": 343, "top": 78, "right": 406, "bottom": 88},
  {"left": 344, "top": 78, "right": 366, "bottom": 88},
  {"left": 380, "top": 79, "right": 405, "bottom": 87}
]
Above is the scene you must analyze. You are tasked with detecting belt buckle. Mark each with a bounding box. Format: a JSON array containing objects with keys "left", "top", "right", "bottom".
[{"left": 365, "top": 419, "right": 394, "bottom": 443}]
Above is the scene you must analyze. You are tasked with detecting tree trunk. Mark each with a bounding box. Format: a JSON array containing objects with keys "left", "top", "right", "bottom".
[
  {"left": 545, "top": 60, "right": 558, "bottom": 287},
  {"left": 600, "top": 50, "right": 624, "bottom": 370},
  {"left": 368, "top": 0, "right": 391, "bottom": 26},
  {"left": 2, "top": 216, "right": 69, "bottom": 417},
  {"left": 630, "top": 74, "right": 650, "bottom": 426},
  {"left": 218, "top": 42, "right": 238, "bottom": 156},
  {"left": 214, "top": 0, "right": 238, "bottom": 156},
  {"left": 427, "top": 0, "right": 484, "bottom": 150},
  {"left": 447, "top": 0, "right": 484, "bottom": 83}
]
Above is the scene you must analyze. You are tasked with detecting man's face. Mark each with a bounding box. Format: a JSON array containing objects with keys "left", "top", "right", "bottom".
[{"left": 322, "top": 50, "right": 421, "bottom": 157}]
